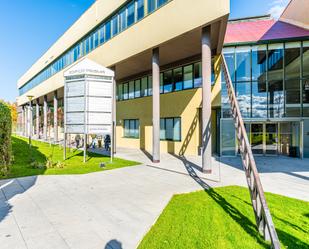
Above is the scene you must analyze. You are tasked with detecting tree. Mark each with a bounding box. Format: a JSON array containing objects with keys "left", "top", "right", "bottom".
[{"left": 0, "top": 101, "right": 12, "bottom": 175}]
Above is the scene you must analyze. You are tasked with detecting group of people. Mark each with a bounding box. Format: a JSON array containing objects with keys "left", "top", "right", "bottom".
[{"left": 74, "top": 134, "right": 111, "bottom": 151}]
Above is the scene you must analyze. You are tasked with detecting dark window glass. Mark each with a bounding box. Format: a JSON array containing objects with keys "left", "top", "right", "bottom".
[
  {"left": 211, "top": 59, "right": 215, "bottom": 85},
  {"left": 127, "top": 1, "right": 135, "bottom": 27},
  {"left": 285, "top": 79, "right": 301, "bottom": 117},
  {"left": 135, "top": 79, "right": 141, "bottom": 98},
  {"left": 158, "top": 0, "right": 167, "bottom": 8},
  {"left": 252, "top": 81, "right": 267, "bottom": 118},
  {"left": 99, "top": 26, "right": 105, "bottom": 44},
  {"left": 123, "top": 83, "right": 129, "bottom": 100},
  {"left": 148, "top": 76, "right": 153, "bottom": 95},
  {"left": 129, "top": 81, "right": 134, "bottom": 99},
  {"left": 173, "top": 67, "right": 183, "bottom": 91},
  {"left": 163, "top": 70, "right": 173, "bottom": 93},
  {"left": 119, "top": 8, "right": 127, "bottom": 32},
  {"left": 236, "top": 47, "right": 251, "bottom": 82},
  {"left": 160, "top": 73, "right": 164, "bottom": 93},
  {"left": 137, "top": 0, "right": 145, "bottom": 20},
  {"left": 160, "top": 117, "right": 181, "bottom": 141},
  {"left": 124, "top": 119, "right": 139, "bottom": 138},
  {"left": 303, "top": 78, "right": 309, "bottom": 116},
  {"left": 141, "top": 77, "right": 148, "bottom": 97},
  {"left": 194, "top": 62, "right": 202, "bottom": 88},
  {"left": 268, "top": 44, "right": 284, "bottom": 81},
  {"left": 105, "top": 21, "right": 111, "bottom": 41},
  {"left": 236, "top": 82, "right": 251, "bottom": 118},
  {"left": 112, "top": 15, "right": 119, "bottom": 37},
  {"left": 93, "top": 32, "right": 99, "bottom": 48},
  {"left": 252, "top": 45, "right": 267, "bottom": 82},
  {"left": 268, "top": 80, "right": 284, "bottom": 118},
  {"left": 302, "top": 41, "right": 309, "bottom": 78},
  {"left": 183, "top": 65, "right": 193, "bottom": 89},
  {"left": 148, "top": 0, "right": 156, "bottom": 13},
  {"left": 285, "top": 42, "right": 301, "bottom": 80},
  {"left": 118, "top": 84, "right": 123, "bottom": 101}
]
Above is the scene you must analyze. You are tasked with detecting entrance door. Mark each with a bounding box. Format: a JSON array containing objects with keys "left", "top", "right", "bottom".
[
  {"left": 251, "top": 123, "right": 264, "bottom": 154},
  {"left": 265, "top": 123, "right": 278, "bottom": 155}
]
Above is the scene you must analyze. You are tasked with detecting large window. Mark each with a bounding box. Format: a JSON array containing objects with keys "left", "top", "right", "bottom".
[
  {"left": 223, "top": 47, "right": 236, "bottom": 83},
  {"left": 173, "top": 67, "right": 183, "bottom": 91},
  {"left": 183, "top": 65, "right": 193, "bottom": 89},
  {"left": 252, "top": 45, "right": 267, "bottom": 82},
  {"left": 148, "top": 0, "right": 156, "bottom": 13},
  {"left": 163, "top": 70, "right": 173, "bottom": 93},
  {"left": 252, "top": 81, "right": 267, "bottom": 118},
  {"left": 112, "top": 15, "right": 119, "bottom": 37},
  {"left": 124, "top": 119, "right": 139, "bottom": 138},
  {"left": 129, "top": 81, "right": 135, "bottom": 99},
  {"left": 137, "top": 0, "right": 145, "bottom": 20},
  {"left": 236, "top": 46, "right": 251, "bottom": 82},
  {"left": 194, "top": 62, "right": 202, "bottom": 88},
  {"left": 236, "top": 82, "right": 251, "bottom": 118},
  {"left": 127, "top": 1, "right": 135, "bottom": 27},
  {"left": 160, "top": 117, "right": 181, "bottom": 141},
  {"left": 141, "top": 77, "right": 148, "bottom": 97},
  {"left": 285, "top": 79, "right": 301, "bottom": 117},
  {"left": 285, "top": 42, "right": 301, "bottom": 79}
]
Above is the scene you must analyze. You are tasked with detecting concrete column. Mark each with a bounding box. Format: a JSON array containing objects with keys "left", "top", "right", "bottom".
[
  {"left": 202, "top": 26, "right": 212, "bottom": 173},
  {"left": 36, "top": 100, "right": 40, "bottom": 138},
  {"left": 152, "top": 48, "right": 160, "bottom": 163},
  {"left": 111, "top": 66, "right": 116, "bottom": 154},
  {"left": 21, "top": 106, "right": 25, "bottom": 136},
  {"left": 53, "top": 91, "right": 58, "bottom": 143},
  {"left": 43, "top": 95, "right": 48, "bottom": 140},
  {"left": 29, "top": 101, "right": 33, "bottom": 138}
]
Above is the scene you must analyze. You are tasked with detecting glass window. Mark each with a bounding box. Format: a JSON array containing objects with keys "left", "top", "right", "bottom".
[
  {"left": 157, "top": 0, "right": 167, "bottom": 8},
  {"left": 268, "top": 43, "right": 284, "bottom": 81},
  {"left": 268, "top": 80, "right": 284, "bottom": 118},
  {"left": 236, "top": 82, "right": 251, "bottom": 118},
  {"left": 163, "top": 70, "right": 173, "bottom": 93},
  {"left": 183, "top": 65, "right": 193, "bottom": 89},
  {"left": 236, "top": 46, "right": 251, "bottom": 82},
  {"left": 303, "top": 78, "right": 309, "bottom": 116},
  {"left": 252, "top": 81, "right": 267, "bottom": 118},
  {"left": 285, "top": 42, "right": 301, "bottom": 80},
  {"left": 127, "top": 1, "right": 135, "bottom": 27},
  {"left": 302, "top": 41, "right": 309, "bottom": 78},
  {"left": 124, "top": 119, "right": 139, "bottom": 138},
  {"left": 148, "top": 0, "right": 156, "bottom": 13},
  {"left": 93, "top": 32, "right": 99, "bottom": 48},
  {"left": 99, "top": 25, "right": 105, "bottom": 44},
  {"left": 135, "top": 79, "right": 141, "bottom": 98},
  {"left": 285, "top": 79, "right": 301, "bottom": 117},
  {"left": 112, "top": 15, "right": 119, "bottom": 37},
  {"left": 160, "top": 117, "right": 181, "bottom": 141},
  {"left": 141, "top": 77, "right": 148, "bottom": 97},
  {"left": 223, "top": 47, "right": 236, "bottom": 82},
  {"left": 173, "top": 67, "right": 183, "bottom": 91},
  {"left": 105, "top": 21, "right": 111, "bottom": 41},
  {"left": 129, "top": 81, "right": 135, "bottom": 99},
  {"left": 221, "top": 119, "right": 236, "bottom": 156},
  {"left": 252, "top": 45, "right": 267, "bottom": 82},
  {"left": 123, "top": 83, "right": 129, "bottom": 100},
  {"left": 118, "top": 84, "right": 123, "bottom": 101},
  {"left": 148, "top": 76, "right": 153, "bottom": 95},
  {"left": 136, "top": 0, "right": 144, "bottom": 20},
  {"left": 194, "top": 62, "right": 202, "bottom": 88},
  {"left": 119, "top": 8, "right": 127, "bottom": 32},
  {"left": 160, "top": 73, "right": 164, "bottom": 93}
]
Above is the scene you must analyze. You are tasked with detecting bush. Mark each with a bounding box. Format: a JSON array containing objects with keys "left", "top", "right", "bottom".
[{"left": 0, "top": 102, "right": 12, "bottom": 175}]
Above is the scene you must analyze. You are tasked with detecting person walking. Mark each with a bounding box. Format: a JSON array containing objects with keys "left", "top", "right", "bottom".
[{"left": 75, "top": 134, "right": 81, "bottom": 148}]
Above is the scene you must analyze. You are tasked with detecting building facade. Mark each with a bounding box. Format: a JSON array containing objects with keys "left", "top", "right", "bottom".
[{"left": 16, "top": 0, "right": 309, "bottom": 162}]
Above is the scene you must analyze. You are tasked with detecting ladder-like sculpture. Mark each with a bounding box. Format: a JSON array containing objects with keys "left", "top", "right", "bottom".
[{"left": 221, "top": 56, "right": 281, "bottom": 249}]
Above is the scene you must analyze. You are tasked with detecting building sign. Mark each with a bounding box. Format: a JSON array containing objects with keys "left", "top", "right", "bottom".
[{"left": 64, "top": 58, "right": 115, "bottom": 135}]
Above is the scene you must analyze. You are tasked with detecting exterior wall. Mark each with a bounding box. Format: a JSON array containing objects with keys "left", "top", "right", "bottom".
[{"left": 280, "top": 0, "right": 309, "bottom": 29}]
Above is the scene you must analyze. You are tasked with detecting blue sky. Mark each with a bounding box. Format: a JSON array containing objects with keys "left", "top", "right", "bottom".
[{"left": 0, "top": 0, "right": 289, "bottom": 102}]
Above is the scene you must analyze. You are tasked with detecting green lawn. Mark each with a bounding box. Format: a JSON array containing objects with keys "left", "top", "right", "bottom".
[
  {"left": 138, "top": 186, "right": 309, "bottom": 249},
  {"left": 1, "top": 136, "right": 140, "bottom": 179}
]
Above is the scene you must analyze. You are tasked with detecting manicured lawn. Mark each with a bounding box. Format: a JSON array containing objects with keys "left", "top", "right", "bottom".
[
  {"left": 138, "top": 186, "right": 309, "bottom": 249},
  {"left": 0, "top": 136, "right": 140, "bottom": 179}
]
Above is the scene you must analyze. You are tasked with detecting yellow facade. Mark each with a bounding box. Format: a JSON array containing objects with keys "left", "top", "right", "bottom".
[{"left": 116, "top": 56, "right": 222, "bottom": 156}]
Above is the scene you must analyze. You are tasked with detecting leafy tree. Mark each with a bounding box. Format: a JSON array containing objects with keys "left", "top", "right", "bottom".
[{"left": 0, "top": 101, "right": 12, "bottom": 175}]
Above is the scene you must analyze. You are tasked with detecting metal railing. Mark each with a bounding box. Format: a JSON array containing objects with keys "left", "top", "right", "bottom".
[{"left": 221, "top": 56, "right": 281, "bottom": 249}]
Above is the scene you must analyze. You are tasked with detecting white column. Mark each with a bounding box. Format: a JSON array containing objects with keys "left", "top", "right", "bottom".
[
  {"left": 54, "top": 91, "right": 58, "bottom": 143},
  {"left": 36, "top": 100, "right": 40, "bottom": 138},
  {"left": 21, "top": 106, "right": 25, "bottom": 136},
  {"left": 43, "top": 95, "right": 48, "bottom": 140},
  {"left": 202, "top": 26, "right": 212, "bottom": 173},
  {"left": 152, "top": 48, "right": 160, "bottom": 163}
]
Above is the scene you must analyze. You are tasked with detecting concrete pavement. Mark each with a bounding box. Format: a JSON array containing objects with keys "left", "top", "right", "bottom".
[{"left": 0, "top": 148, "right": 308, "bottom": 249}]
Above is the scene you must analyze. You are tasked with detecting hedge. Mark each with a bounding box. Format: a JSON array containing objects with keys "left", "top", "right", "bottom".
[{"left": 0, "top": 101, "right": 12, "bottom": 175}]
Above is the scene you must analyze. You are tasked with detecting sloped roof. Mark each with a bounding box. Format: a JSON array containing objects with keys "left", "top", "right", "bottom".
[{"left": 224, "top": 18, "right": 309, "bottom": 44}]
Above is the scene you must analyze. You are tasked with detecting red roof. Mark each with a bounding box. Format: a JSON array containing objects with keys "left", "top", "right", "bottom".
[{"left": 224, "top": 18, "right": 309, "bottom": 44}]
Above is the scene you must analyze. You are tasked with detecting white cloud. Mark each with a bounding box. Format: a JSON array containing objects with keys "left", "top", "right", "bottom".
[{"left": 268, "top": 0, "right": 290, "bottom": 19}]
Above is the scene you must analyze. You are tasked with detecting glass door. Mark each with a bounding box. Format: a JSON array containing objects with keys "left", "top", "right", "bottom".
[
  {"left": 265, "top": 123, "right": 278, "bottom": 155},
  {"left": 251, "top": 123, "right": 264, "bottom": 154}
]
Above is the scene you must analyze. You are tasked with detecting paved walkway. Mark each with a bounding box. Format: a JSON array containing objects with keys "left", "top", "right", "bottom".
[{"left": 0, "top": 148, "right": 308, "bottom": 249}]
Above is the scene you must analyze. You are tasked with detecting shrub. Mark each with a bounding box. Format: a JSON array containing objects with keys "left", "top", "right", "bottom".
[{"left": 0, "top": 101, "right": 12, "bottom": 175}]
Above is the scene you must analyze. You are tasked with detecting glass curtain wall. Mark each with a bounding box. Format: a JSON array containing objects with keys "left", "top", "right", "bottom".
[{"left": 303, "top": 41, "right": 309, "bottom": 116}]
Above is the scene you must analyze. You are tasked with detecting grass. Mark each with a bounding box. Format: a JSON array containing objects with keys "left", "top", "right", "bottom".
[
  {"left": 138, "top": 186, "right": 309, "bottom": 249},
  {"left": 0, "top": 136, "right": 140, "bottom": 179}
]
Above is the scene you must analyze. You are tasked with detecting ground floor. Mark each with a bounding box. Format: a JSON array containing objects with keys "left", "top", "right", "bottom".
[{"left": 0, "top": 148, "right": 308, "bottom": 249}]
